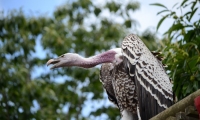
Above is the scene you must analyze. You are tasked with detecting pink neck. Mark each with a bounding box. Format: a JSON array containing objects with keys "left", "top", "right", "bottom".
[{"left": 77, "top": 50, "right": 116, "bottom": 68}]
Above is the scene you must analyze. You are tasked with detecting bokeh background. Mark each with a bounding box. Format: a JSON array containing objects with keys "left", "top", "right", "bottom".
[{"left": 0, "top": 0, "right": 199, "bottom": 119}]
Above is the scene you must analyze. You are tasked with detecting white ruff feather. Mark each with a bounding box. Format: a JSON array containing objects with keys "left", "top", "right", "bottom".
[
  {"left": 112, "top": 48, "right": 123, "bottom": 65},
  {"left": 121, "top": 110, "right": 136, "bottom": 120}
]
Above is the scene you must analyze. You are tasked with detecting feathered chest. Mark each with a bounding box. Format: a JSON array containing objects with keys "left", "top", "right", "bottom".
[{"left": 112, "top": 63, "right": 138, "bottom": 113}]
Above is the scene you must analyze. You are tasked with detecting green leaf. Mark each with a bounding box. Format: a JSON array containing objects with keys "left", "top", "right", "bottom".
[
  {"left": 184, "top": 30, "right": 195, "bottom": 42},
  {"left": 157, "top": 9, "right": 169, "bottom": 15},
  {"left": 94, "top": 7, "right": 101, "bottom": 16},
  {"left": 156, "top": 15, "right": 168, "bottom": 31},
  {"left": 188, "top": 55, "right": 199, "bottom": 69},
  {"left": 181, "top": 0, "right": 188, "bottom": 6},
  {"left": 182, "top": 42, "right": 197, "bottom": 49},
  {"left": 191, "top": 1, "right": 197, "bottom": 10},
  {"left": 189, "top": 7, "right": 198, "bottom": 21},
  {"left": 125, "top": 20, "right": 132, "bottom": 28},
  {"left": 167, "top": 23, "right": 184, "bottom": 37},
  {"left": 172, "top": 65, "right": 178, "bottom": 81},
  {"left": 193, "top": 81, "right": 199, "bottom": 90},
  {"left": 150, "top": 3, "right": 168, "bottom": 9}
]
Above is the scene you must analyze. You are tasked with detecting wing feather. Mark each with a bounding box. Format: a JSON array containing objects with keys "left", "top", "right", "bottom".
[{"left": 122, "top": 34, "right": 173, "bottom": 119}]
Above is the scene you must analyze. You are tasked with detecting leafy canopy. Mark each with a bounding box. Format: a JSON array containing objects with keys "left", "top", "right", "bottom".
[{"left": 152, "top": 0, "right": 200, "bottom": 100}]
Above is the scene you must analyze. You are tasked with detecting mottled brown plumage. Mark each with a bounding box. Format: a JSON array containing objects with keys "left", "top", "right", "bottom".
[
  {"left": 101, "top": 63, "right": 138, "bottom": 111},
  {"left": 100, "top": 63, "right": 118, "bottom": 106},
  {"left": 100, "top": 62, "right": 139, "bottom": 120},
  {"left": 113, "top": 62, "right": 137, "bottom": 113}
]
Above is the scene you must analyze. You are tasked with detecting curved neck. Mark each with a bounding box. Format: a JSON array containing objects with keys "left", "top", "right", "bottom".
[{"left": 77, "top": 50, "right": 117, "bottom": 68}]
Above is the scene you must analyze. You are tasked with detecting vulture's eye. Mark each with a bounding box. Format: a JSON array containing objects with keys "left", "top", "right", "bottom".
[{"left": 60, "top": 55, "right": 65, "bottom": 57}]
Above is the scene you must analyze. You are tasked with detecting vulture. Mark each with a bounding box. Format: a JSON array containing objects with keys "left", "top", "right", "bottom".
[{"left": 47, "top": 34, "right": 173, "bottom": 120}]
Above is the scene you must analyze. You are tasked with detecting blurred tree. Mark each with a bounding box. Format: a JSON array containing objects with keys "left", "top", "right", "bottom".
[
  {"left": 152, "top": 0, "right": 200, "bottom": 100},
  {"left": 0, "top": 0, "right": 158, "bottom": 120}
]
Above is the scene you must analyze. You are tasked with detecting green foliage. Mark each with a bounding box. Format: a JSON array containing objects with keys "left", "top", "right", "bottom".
[
  {"left": 0, "top": 0, "right": 150, "bottom": 119},
  {"left": 152, "top": 0, "right": 200, "bottom": 100}
]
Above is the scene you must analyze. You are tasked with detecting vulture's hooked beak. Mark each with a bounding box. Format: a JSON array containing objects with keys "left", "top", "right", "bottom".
[
  {"left": 46, "top": 58, "right": 61, "bottom": 69},
  {"left": 47, "top": 53, "right": 77, "bottom": 69}
]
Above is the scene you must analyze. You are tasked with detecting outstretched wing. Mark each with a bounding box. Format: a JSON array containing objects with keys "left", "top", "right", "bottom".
[{"left": 122, "top": 34, "right": 173, "bottom": 119}]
